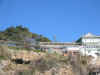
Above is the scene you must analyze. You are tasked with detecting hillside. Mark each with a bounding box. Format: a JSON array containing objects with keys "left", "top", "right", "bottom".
[{"left": 0, "top": 25, "right": 51, "bottom": 42}]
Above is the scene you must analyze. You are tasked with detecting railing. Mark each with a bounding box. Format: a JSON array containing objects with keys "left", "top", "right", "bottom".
[
  {"left": 0, "top": 40, "right": 36, "bottom": 50},
  {"left": 39, "top": 42, "right": 81, "bottom": 45}
]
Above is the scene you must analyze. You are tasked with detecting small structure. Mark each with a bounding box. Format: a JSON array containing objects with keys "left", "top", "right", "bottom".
[{"left": 39, "top": 42, "right": 80, "bottom": 54}]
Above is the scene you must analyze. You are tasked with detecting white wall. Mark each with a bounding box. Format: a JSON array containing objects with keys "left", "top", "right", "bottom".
[{"left": 67, "top": 46, "right": 80, "bottom": 51}]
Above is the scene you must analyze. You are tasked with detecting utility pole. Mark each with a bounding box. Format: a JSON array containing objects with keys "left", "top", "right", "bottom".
[{"left": 53, "top": 35, "right": 57, "bottom": 42}]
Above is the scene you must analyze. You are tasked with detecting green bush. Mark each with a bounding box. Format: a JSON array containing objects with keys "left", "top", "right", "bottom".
[{"left": 33, "top": 50, "right": 43, "bottom": 53}]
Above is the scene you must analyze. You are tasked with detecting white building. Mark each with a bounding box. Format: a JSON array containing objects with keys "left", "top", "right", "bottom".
[{"left": 77, "top": 33, "right": 100, "bottom": 55}]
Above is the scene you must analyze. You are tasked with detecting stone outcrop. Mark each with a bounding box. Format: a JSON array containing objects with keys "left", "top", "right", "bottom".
[{"left": 11, "top": 51, "right": 45, "bottom": 63}]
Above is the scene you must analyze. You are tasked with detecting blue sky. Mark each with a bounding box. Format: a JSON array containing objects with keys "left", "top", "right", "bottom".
[{"left": 0, "top": 0, "right": 100, "bottom": 42}]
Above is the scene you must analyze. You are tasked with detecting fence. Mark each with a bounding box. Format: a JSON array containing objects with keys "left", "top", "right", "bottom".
[{"left": 0, "top": 40, "right": 37, "bottom": 50}]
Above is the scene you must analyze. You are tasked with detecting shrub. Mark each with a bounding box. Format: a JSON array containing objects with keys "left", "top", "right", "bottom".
[
  {"left": 33, "top": 49, "right": 43, "bottom": 53},
  {"left": 14, "top": 70, "right": 33, "bottom": 75}
]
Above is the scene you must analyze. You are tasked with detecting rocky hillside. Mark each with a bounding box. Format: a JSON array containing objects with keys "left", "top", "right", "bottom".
[
  {"left": 0, "top": 45, "right": 97, "bottom": 75},
  {"left": 0, "top": 45, "right": 74, "bottom": 75}
]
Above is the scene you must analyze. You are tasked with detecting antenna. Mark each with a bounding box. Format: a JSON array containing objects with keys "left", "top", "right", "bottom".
[{"left": 53, "top": 35, "right": 57, "bottom": 42}]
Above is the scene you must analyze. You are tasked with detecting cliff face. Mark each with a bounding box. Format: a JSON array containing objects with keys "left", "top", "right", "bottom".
[
  {"left": 11, "top": 51, "right": 44, "bottom": 61},
  {"left": 0, "top": 50, "right": 75, "bottom": 75},
  {"left": 0, "top": 46, "right": 95, "bottom": 75}
]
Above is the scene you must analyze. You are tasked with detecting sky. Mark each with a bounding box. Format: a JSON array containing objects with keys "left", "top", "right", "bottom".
[{"left": 0, "top": 0, "right": 100, "bottom": 42}]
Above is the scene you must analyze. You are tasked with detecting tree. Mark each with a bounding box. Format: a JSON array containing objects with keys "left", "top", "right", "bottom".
[
  {"left": 0, "top": 25, "right": 51, "bottom": 42},
  {"left": 36, "top": 35, "right": 51, "bottom": 42}
]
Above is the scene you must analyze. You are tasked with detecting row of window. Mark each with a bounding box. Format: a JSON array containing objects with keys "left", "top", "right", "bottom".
[{"left": 83, "top": 45, "right": 100, "bottom": 48}]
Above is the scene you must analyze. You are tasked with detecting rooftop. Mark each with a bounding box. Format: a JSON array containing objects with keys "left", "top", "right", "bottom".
[{"left": 83, "top": 33, "right": 100, "bottom": 38}]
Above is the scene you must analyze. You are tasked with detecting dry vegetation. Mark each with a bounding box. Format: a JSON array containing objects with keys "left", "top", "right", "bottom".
[{"left": 0, "top": 45, "right": 93, "bottom": 75}]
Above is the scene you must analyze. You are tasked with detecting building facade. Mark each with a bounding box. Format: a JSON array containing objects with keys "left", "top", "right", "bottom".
[{"left": 77, "top": 33, "right": 100, "bottom": 55}]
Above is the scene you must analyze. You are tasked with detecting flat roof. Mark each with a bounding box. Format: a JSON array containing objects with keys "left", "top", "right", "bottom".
[{"left": 39, "top": 42, "right": 81, "bottom": 45}]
